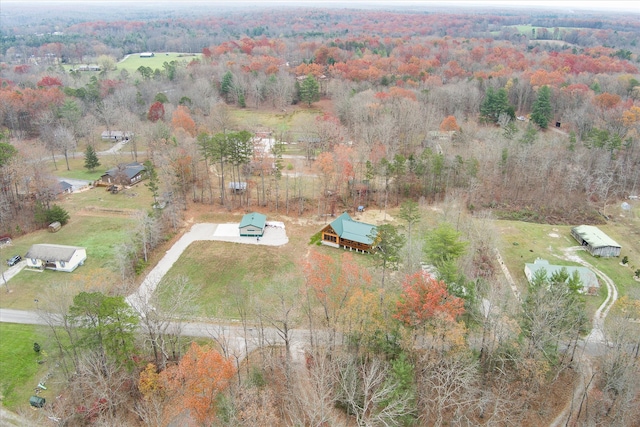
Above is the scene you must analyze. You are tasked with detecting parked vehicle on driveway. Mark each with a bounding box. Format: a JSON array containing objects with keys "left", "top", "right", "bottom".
[{"left": 7, "top": 255, "right": 21, "bottom": 266}]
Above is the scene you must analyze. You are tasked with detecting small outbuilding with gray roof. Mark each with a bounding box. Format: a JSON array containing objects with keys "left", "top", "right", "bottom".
[
  {"left": 25, "top": 244, "right": 87, "bottom": 272},
  {"left": 571, "top": 225, "right": 621, "bottom": 257},
  {"left": 239, "top": 212, "right": 267, "bottom": 237},
  {"left": 321, "top": 212, "right": 377, "bottom": 253}
]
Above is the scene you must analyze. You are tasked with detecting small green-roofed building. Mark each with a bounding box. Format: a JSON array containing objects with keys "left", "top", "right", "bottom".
[
  {"left": 571, "top": 225, "right": 621, "bottom": 257},
  {"left": 524, "top": 258, "right": 599, "bottom": 294},
  {"left": 239, "top": 212, "right": 267, "bottom": 237},
  {"left": 320, "top": 212, "right": 377, "bottom": 253}
]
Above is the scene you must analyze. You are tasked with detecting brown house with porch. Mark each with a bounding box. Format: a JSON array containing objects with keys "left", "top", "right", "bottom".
[{"left": 320, "top": 212, "right": 377, "bottom": 253}]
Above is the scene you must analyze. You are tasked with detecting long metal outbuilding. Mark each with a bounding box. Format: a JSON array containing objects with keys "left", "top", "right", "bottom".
[{"left": 571, "top": 225, "right": 621, "bottom": 257}]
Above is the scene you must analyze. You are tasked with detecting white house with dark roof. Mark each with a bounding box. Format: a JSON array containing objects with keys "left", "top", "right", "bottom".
[{"left": 25, "top": 244, "right": 87, "bottom": 272}]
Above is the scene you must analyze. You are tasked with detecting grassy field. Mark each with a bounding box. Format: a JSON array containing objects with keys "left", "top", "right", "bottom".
[
  {"left": 509, "top": 24, "right": 586, "bottom": 36},
  {"left": 157, "top": 241, "right": 299, "bottom": 318},
  {"left": 0, "top": 214, "right": 136, "bottom": 310},
  {"left": 116, "top": 52, "right": 201, "bottom": 73},
  {"left": 62, "top": 52, "right": 202, "bottom": 74},
  {"left": 156, "top": 213, "right": 328, "bottom": 319},
  {"left": 494, "top": 199, "right": 640, "bottom": 316},
  {"left": 0, "top": 323, "right": 49, "bottom": 409}
]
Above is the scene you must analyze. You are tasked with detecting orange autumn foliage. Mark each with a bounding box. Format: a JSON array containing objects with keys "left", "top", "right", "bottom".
[
  {"left": 303, "top": 251, "right": 371, "bottom": 327},
  {"left": 440, "top": 115, "right": 459, "bottom": 131},
  {"left": 160, "top": 342, "right": 235, "bottom": 425},
  {"left": 593, "top": 92, "right": 621, "bottom": 109},
  {"left": 394, "top": 272, "right": 464, "bottom": 328},
  {"left": 171, "top": 105, "right": 196, "bottom": 137}
]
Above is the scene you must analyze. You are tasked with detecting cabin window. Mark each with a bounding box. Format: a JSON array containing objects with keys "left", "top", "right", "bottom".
[{"left": 60, "top": 261, "right": 65, "bottom": 267}]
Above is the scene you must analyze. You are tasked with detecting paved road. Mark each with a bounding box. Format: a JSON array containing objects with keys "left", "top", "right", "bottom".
[{"left": 0, "top": 307, "right": 316, "bottom": 363}]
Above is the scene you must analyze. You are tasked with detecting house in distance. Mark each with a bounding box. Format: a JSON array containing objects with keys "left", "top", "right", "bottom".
[
  {"left": 239, "top": 212, "right": 267, "bottom": 237},
  {"left": 99, "top": 162, "right": 146, "bottom": 187},
  {"left": 571, "top": 225, "right": 621, "bottom": 257},
  {"left": 25, "top": 244, "right": 87, "bottom": 272},
  {"left": 101, "top": 131, "right": 133, "bottom": 142},
  {"left": 320, "top": 212, "right": 376, "bottom": 253}
]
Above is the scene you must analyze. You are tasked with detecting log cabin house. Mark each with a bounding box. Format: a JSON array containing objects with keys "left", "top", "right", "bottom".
[{"left": 320, "top": 212, "right": 376, "bottom": 253}]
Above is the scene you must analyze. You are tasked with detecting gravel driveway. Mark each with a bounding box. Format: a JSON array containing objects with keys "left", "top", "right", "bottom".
[{"left": 126, "top": 222, "right": 288, "bottom": 311}]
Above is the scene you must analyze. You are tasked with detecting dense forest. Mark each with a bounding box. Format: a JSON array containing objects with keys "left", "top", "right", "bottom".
[{"left": 0, "top": 2, "right": 639, "bottom": 426}]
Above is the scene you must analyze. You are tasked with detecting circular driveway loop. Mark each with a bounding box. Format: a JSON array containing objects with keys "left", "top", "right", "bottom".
[{"left": 126, "top": 222, "right": 288, "bottom": 312}]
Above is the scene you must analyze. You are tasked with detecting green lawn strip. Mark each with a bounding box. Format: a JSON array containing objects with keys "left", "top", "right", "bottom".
[
  {"left": 577, "top": 251, "right": 638, "bottom": 301},
  {"left": 117, "top": 52, "right": 201, "bottom": 73},
  {"left": 61, "top": 185, "right": 154, "bottom": 214},
  {"left": 157, "top": 241, "right": 297, "bottom": 319},
  {"left": 0, "top": 323, "right": 49, "bottom": 410},
  {"left": 509, "top": 24, "right": 590, "bottom": 35}
]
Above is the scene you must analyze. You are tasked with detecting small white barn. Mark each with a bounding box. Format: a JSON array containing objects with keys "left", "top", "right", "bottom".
[{"left": 25, "top": 244, "right": 87, "bottom": 272}]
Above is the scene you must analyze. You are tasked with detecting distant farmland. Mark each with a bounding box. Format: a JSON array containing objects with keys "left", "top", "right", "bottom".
[
  {"left": 63, "top": 52, "right": 202, "bottom": 74},
  {"left": 117, "top": 52, "right": 202, "bottom": 72}
]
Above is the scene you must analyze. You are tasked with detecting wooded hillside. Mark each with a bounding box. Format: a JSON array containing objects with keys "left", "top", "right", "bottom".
[{"left": 1, "top": 3, "right": 639, "bottom": 426}]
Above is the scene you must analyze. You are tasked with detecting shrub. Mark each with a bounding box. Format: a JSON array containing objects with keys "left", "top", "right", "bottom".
[
  {"left": 47, "top": 204, "right": 70, "bottom": 225},
  {"left": 309, "top": 231, "right": 322, "bottom": 246}
]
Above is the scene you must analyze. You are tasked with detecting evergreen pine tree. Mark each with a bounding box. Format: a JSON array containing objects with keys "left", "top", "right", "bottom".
[
  {"left": 144, "top": 160, "right": 160, "bottom": 205},
  {"left": 531, "top": 85, "right": 553, "bottom": 129},
  {"left": 299, "top": 74, "right": 320, "bottom": 107},
  {"left": 220, "top": 71, "right": 234, "bottom": 102},
  {"left": 84, "top": 144, "right": 100, "bottom": 171},
  {"left": 480, "top": 87, "right": 514, "bottom": 124}
]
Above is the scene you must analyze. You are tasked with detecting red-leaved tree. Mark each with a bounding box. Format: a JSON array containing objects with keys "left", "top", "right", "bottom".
[
  {"left": 37, "top": 76, "right": 63, "bottom": 87},
  {"left": 147, "top": 101, "right": 165, "bottom": 122}
]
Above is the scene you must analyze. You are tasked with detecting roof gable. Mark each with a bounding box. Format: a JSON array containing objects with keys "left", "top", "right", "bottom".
[
  {"left": 104, "top": 163, "right": 146, "bottom": 179},
  {"left": 328, "top": 212, "right": 376, "bottom": 245},
  {"left": 239, "top": 212, "right": 266, "bottom": 229},
  {"left": 25, "top": 244, "right": 85, "bottom": 263}
]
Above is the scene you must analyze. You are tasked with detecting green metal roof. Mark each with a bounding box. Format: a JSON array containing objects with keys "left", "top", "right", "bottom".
[
  {"left": 572, "top": 225, "right": 620, "bottom": 248},
  {"left": 239, "top": 212, "right": 266, "bottom": 229},
  {"left": 328, "top": 212, "right": 376, "bottom": 245},
  {"left": 524, "top": 259, "right": 599, "bottom": 289}
]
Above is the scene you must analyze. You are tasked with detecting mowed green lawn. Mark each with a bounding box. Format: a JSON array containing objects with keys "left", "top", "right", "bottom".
[
  {"left": 117, "top": 52, "right": 201, "bottom": 73},
  {"left": 157, "top": 240, "right": 298, "bottom": 318},
  {"left": 495, "top": 199, "right": 640, "bottom": 315},
  {"left": 0, "top": 214, "right": 135, "bottom": 310},
  {"left": 0, "top": 323, "right": 49, "bottom": 409}
]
